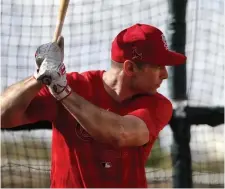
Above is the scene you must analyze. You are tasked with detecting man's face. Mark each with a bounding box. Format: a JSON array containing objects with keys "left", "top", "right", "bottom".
[{"left": 131, "top": 63, "right": 168, "bottom": 94}]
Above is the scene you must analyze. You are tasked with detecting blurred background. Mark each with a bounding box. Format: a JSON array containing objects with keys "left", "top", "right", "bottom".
[{"left": 1, "top": 0, "right": 224, "bottom": 188}]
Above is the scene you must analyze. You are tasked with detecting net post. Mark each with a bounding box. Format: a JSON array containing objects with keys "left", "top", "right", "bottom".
[
  {"left": 169, "top": 102, "right": 193, "bottom": 188},
  {"left": 167, "top": 0, "right": 193, "bottom": 187}
]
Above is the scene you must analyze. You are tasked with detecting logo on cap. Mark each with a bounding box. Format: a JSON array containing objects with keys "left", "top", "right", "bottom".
[
  {"left": 161, "top": 34, "right": 169, "bottom": 50},
  {"left": 132, "top": 46, "right": 142, "bottom": 60}
]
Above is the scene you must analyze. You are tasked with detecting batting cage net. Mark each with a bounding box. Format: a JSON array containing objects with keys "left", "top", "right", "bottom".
[{"left": 1, "top": 0, "right": 224, "bottom": 188}]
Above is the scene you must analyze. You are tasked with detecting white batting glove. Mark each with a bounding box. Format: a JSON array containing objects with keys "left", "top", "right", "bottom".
[{"left": 34, "top": 36, "right": 71, "bottom": 100}]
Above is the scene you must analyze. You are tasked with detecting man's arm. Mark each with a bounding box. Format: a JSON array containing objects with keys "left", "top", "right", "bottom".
[
  {"left": 30, "top": 37, "right": 149, "bottom": 147},
  {"left": 1, "top": 38, "right": 71, "bottom": 128},
  {"left": 1, "top": 76, "right": 43, "bottom": 128},
  {"left": 61, "top": 91, "right": 149, "bottom": 148}
]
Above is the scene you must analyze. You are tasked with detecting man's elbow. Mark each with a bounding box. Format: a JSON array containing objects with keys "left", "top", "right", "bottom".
[
  {"left": 1, "top": 109, "right": 11, "bottom": 128},
  {"left": 1, "top": 111, "right": 27, "bottom": 129},
  {"left": 1, "top": 114, "right": 13, "bottom": 128},
  {"left": 1, "top": 103, "right": 16, "bottom": 128}
]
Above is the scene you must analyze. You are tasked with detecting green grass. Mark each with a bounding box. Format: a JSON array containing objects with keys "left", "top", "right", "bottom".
[
  {"left": 192, "top": 161, "right": 224, "bottom": 173},
  {"left": 145, "top": 139, "right": 172, "bottom": 169},
  {"left": 146, "top": 139, "right": 224, "bottom": 173}
]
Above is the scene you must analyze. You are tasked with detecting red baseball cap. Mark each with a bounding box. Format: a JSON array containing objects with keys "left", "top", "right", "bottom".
[{"left": 111, "top": 23, "right": 186, "bottom": 66}]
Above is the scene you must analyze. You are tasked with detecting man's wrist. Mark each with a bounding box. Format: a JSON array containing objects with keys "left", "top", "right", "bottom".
[
  {"left": 49, "top": 84, "right": 72, "bottom": 101},
  {"left": 31, "top": 76, "right": 44, "bottom": 88}
]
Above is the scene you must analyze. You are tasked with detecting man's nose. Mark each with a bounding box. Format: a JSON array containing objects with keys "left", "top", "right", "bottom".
[{"left": 161, "top": 66, "right": 168, "bottom": 79}]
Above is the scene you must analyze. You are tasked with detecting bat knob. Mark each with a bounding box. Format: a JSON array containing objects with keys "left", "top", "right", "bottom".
[{"left": 41, "top": 76, "right": 52, "bottom": 85}]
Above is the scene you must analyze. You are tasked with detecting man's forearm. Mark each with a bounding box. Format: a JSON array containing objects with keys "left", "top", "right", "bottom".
[
  {"left": 61, "top": 91, "right": 126, "bottom": 146},
  {"left": 1, "top": 76, "right": 43, "bottom": 127}
]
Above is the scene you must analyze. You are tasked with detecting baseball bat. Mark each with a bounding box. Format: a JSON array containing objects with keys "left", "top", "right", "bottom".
[{"left": 52, "top": 0, "right": 70, "bottom": 42}]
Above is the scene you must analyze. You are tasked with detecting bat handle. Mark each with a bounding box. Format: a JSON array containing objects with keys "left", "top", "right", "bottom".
[{"left": 53, "top": 22, "right": 63, "bottom": 43}]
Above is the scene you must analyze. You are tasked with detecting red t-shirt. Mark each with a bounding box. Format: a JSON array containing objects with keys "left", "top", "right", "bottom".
[{"left": 26, "top": 70, "right": 173, "bottom": 188}]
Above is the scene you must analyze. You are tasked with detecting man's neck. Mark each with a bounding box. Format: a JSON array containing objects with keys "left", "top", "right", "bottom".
[{"left": 102, "top": 70, "right": 138, "bottom": 102}]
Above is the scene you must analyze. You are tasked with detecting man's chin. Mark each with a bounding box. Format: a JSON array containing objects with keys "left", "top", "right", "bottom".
[{"left": 148, "top": 89, "right": 157, "bottom": 95}]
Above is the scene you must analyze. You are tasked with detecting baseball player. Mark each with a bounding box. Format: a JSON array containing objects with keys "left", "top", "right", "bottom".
[{"left": 1, "top": 23, "right": 186, "bottom": 188}]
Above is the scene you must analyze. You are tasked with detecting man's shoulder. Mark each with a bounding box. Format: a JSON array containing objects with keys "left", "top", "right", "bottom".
[
  {"left": 153, "top": 93, "right": 173, "bottom": 113},
  {"left": 67, "top": 70, "right": 104, "bottom": 81},
  {"left": 147, "top": 93, "right": 173, "bottom": 124},
  {"left": 66, "top": 70, "right": 104, "bottom": 96},
  {"left": 132, "top": 92, "right": 172, "bottom": 108},
  {"left": 129, "top": 92, "right": 173, "bottom": 119},
  {"left": 134, "top": 93, "right": 173, "bottom": 128},
  {"left": 153, "top": 93, "right": 172, "bottom": 106}
]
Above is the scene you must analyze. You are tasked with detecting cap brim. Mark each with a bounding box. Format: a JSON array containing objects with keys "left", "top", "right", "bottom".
[{"left": 165, "top": 51, "right": 187, "bottom": 66}]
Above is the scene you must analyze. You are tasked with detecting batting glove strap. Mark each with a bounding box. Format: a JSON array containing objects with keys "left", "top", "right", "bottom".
[{"left": 48, "top": 84, "right": 72, "bottom": 101}]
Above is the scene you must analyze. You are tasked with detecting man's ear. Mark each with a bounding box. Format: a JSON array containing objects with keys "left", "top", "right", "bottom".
[{"left": 123, "top": 60, "right": 136, "bottom": 77}]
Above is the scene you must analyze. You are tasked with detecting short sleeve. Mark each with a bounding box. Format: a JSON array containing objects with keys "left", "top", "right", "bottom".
[
  {"left": 26, "top": 86, "right": 58, "bottom": 123},
  {"left": 127, "top": 94, "right": 173, "bottom": 141},
  {"left": 128, "top": 108, "right": 157, "bottom": 140}
]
